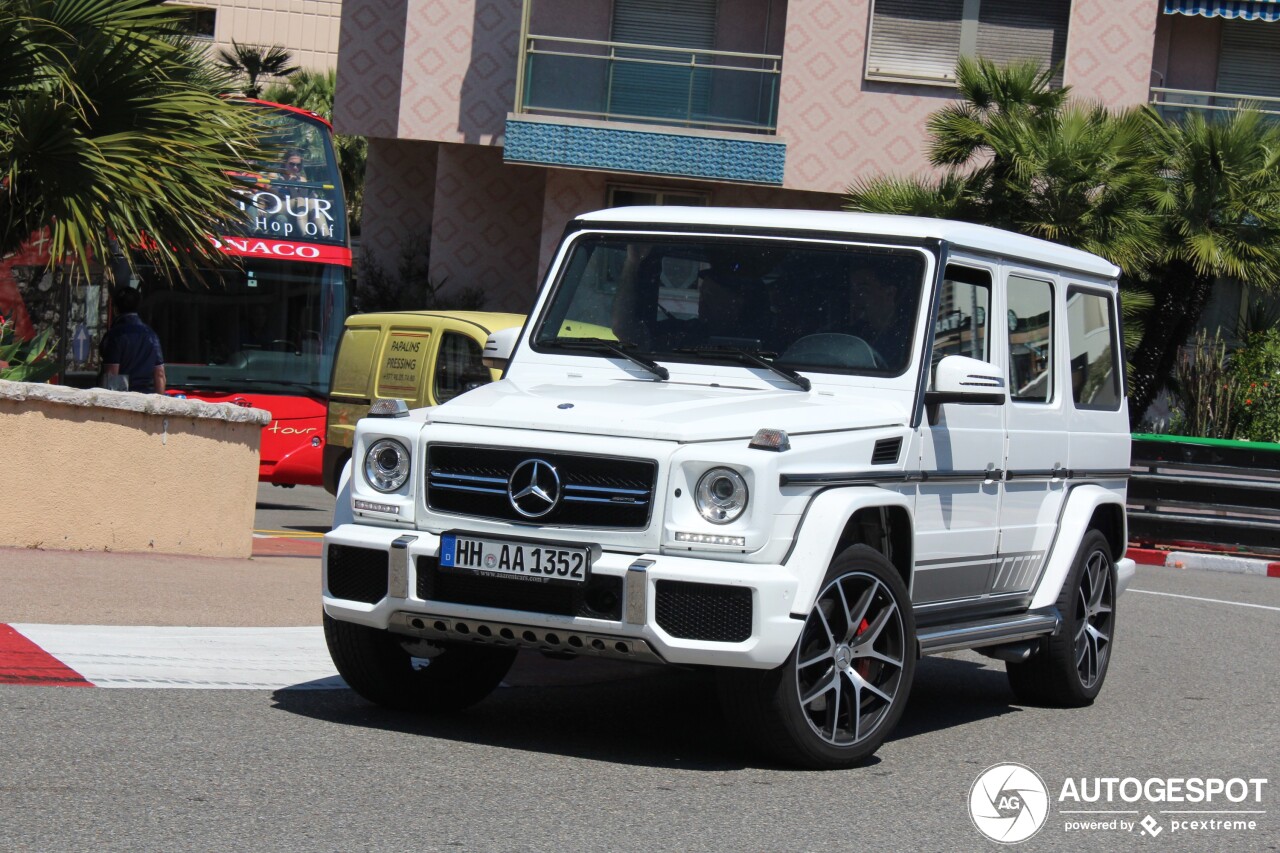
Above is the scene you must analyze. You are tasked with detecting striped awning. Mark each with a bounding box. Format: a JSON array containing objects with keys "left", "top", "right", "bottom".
[{"left": 1164, "top": 1, "right": 1280, "bottom": 20}]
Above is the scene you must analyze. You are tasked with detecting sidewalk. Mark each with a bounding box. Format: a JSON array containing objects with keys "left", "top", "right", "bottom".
[{"left": 0, "top": 545, "right": 321, "bottom": 627}]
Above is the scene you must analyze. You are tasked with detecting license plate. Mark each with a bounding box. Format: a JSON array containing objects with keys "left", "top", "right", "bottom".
[{"left": 439, "top": 533, "right": 591, "bottom": 584}]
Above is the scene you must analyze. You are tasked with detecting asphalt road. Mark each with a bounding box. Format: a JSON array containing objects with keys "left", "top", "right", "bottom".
[
  {"left": 2, "top": 565, "right": 1276, "bottom": 852},
  {"left": 253, "top": 482, "right": 335, "bottom": 537}
]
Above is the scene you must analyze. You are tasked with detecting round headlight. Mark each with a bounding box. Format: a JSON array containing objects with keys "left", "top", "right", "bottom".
[
  {"left": 695, "top": 467, "right": 749, "bottom": 524},
  {"left": 364, "top": 439, "right": 410, "bottom": 492}
]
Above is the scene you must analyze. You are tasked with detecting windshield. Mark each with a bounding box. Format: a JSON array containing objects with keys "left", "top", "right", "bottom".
[
  {"left": 533, "top": 235, "right": 928, "bottom": 376},
  {"left": 135, "top": 259, "right": 348, "bottom": 397},
  {"left": 229, "top": 106, "right": 346, "bottom": 245}
]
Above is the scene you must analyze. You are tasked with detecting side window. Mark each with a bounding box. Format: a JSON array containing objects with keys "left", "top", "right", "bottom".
[
  {"left": 1067, "top": 288, "right": 1122, "bottom": 410},
  {"left": 1007, "top": 274, "right": 1053, "bottom": 403},
  {"left": 933, "top": 265, "right": 992, "bottom": 367},
  {"left": 433, "top": 333, "right": 488, "bottom": 405}
]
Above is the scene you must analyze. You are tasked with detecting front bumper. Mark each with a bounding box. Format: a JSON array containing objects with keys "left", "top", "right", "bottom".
[{"left": 323, "top": 523, "right": 804, "bottom": 669}]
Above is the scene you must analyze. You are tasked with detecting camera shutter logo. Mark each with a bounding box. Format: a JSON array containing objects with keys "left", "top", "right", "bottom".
[
  {"left": 508, "top": 459, "right": 561, "bottom": 518},
  {"left": 969, "top": 763, "right": 1050, "bottom": 844}
]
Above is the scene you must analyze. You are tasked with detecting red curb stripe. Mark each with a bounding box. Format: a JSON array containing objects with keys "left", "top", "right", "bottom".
[
  {"left": 1268, "top": 563, "right": 1280, "bottom": 579},
  {"left": 1126, "top": 547, "right": 1168, "bottom": 566},
  {"left": 0, "top": 624, "right": 92, "bottom": 687},
  {"left": 252, "top": 537, "right": 324, "bottom": 557}
]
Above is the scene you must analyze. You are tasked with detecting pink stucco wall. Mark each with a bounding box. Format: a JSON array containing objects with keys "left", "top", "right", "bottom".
[
  {"left": 429, "top": 145, "right": 545, "bottom": 311},
  {"left": 360, "top": 139, "right": 439, "bottom": 259},
  {"left": 333, "top": 0, "right": 407, "bottom": 137},
  {"left": 775, "top": 0, "right": 1158, "bottom": 194}
]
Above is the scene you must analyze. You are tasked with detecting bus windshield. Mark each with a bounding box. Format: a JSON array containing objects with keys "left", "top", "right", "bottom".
[
  {"left": 137, "top": 258, "right": 347, "bottom": 398},
  {"left": 231, "top": 104, "right": 347, "bottom": 246}
]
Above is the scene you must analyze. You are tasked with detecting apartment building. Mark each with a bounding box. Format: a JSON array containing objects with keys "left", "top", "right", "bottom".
[
  {"left": 168, "top": 0, "right": 344, "bottom": 71},
  {"left": 334, "top": 1, "right": 1280, "bottom": 313}
]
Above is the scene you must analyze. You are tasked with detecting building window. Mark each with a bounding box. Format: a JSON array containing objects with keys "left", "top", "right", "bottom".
[
  {"left": 865, "top": 0, "right": 1070, "bottom": 87},
  {"left": 608, "top": 186, "right": 709, "bottom": 208},
  {"left": 178, "top": 7, "right": 216, "bottom": 39}
]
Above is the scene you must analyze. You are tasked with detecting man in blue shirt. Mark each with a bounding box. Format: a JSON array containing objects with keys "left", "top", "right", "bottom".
[{"left": 100, "top": 287, "right": 166, "bottom": 394}]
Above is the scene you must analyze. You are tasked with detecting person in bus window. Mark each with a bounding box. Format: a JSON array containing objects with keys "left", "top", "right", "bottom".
[{"left": 100, "top": 286, "right": 165, "bottom": 394}]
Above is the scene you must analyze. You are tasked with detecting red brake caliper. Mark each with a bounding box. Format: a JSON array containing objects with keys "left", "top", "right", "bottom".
[{"left": 854, "top": 618, "right": 871, "bottom": 678}]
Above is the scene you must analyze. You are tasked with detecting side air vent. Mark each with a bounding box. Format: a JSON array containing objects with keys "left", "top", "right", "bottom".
[{"left": 871, "top": 437, "right": 902, "bottom": 465}]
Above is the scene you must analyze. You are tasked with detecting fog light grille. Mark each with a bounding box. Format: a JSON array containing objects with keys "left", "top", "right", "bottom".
[
  {"left": 327, "top": 545, "right": 388, "bottom": 604},
  {"left": 655, "top": 581, "right": 752, "bottom": 643}
]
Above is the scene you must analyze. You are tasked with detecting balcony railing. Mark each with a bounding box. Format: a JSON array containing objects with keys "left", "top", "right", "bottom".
[
  {"left": 514, "top": 34, "right": 782, "bottom": 134},
  {"left": 1150, "top": 86, "right": 1280, "bottom": 122}
]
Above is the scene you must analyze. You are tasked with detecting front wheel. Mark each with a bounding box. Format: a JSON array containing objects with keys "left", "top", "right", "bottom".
[
  {"left": 324, "top": 613, "right": 516, "bottom": 713},
  {"left": 1006, "top": 530, "right": 1116, "bottom": 707},
  {"left": 720, "top": 546, "right": 916, "bottom": 768}
]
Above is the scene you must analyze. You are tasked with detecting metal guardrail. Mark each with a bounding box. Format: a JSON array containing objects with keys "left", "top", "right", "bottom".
[
  {"left": 1128, "top": 434, "right": 1280, "bottom": 556},
  {"left": 1149, "top": 86, "right": 1280, "bottom": 121},
  {"left": 514, "top": 33, "right": 782, "bottom": 133}
]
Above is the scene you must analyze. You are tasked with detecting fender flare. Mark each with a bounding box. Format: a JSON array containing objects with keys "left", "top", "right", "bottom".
[
  {"left": 332, "top": 459, "right": 353, "bottom": 528},
  {"left": 1028, "top": 484, "right": 1125, "bottom": 610},
  {"left": 783, "top": 487, "right": 913, "bottom": 617}
]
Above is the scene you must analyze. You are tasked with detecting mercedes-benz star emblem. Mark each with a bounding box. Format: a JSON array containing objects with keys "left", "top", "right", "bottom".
[{"left": 508, "top": 459, "right": 561, "bottom": 518}]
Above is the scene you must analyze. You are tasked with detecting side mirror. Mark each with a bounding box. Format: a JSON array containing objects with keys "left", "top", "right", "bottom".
[
  {"left": 925, "top": 354, "right": 1005, "bottom": 423},
  {"left": 481, "top": 326, "right": 520, "bottom": 372}
]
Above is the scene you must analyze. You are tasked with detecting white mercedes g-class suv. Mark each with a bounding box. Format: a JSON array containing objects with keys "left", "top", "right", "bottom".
[{"left": 324, "top": 207, "right": 1135, "bottom": 768}]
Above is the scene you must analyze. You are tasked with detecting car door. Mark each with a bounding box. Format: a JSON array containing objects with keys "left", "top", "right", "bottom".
[
  {"left": 995, "top": 269, "right": 1067, "bottom": 597},
  {"left": 913, "top": 261, "right": 1005, "bottom": 606}
]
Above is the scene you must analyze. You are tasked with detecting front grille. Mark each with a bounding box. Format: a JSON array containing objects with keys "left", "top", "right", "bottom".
[
  {"left": 327, "top": 544, "right": 388, "bottom": 604},
  {"left": 417, "top": 556, "right": 624, "bottom": 620},
  {"left": 655, "top": 581, "right": 753, "bottom": 643},
  {"left": 427, "top": 444, "right": 656, "bottom": 528}
]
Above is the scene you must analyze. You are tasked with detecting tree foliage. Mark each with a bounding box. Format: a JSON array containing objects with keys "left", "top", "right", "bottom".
[
  {"left": 0, "top": 0, "right": 267, "bottom": 276},
  {"left": 216, "top": 40, "right": 298, "bottom": 99},
  {"left": 846, "top": 55, "right": 1280, "bottom": 427}
]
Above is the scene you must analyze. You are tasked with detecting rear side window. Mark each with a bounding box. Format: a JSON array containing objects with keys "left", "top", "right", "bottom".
[
  {"left": 1007, "top": 274, "right": 1053, "bottom": 403},
  {"left": 434, "top": 332, "right": 488, "bottom": 404},
  {"left": 1067, "top": 288, "right": 1121, "bottom": 410}
]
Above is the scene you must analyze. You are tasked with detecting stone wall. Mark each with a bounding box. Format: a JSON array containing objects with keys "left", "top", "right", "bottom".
[{"left": 0, "top": 381, "right": 269, "bottom": 557}]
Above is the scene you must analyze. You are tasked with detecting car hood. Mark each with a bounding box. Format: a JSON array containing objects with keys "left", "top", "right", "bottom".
[{"left": 427, "top": 378, "right": 909, "bottom": 442}]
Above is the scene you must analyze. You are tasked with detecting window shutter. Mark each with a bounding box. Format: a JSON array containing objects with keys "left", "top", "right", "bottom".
[
  {"left": 1218, "top": 19, "right": 1280, "bottom": 98},
  {"left": 975, "top": 0, "right": 1070, "bottom": 88},
  {"left": 609, "top": 0, "right": 717, "bottom": 122},
  {"left": 866, "top": 0, "right": 964, "bottom": 84}
]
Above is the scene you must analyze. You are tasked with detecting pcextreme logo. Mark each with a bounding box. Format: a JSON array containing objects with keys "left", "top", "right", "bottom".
[{"left": 969, "top": 764, "right": 1269, "bottom": 844}]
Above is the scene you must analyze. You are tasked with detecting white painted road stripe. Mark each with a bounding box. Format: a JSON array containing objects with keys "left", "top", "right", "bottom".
[
  {"left": 1129, "top": 589, "right": 1280, "bottom": 613},
  {"left": 12, "top": 625, "right": 345, "bottom": 690}
]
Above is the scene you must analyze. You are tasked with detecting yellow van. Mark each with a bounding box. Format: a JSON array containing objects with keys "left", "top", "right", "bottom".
[{"left": 323, "top": 310, "right": 525, "bottom": 494}]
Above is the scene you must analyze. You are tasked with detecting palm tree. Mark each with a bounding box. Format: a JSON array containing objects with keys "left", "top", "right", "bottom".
[
  {"left": 263, "top": 69, "right": 367, "bottom": 231},
  {"left": 217, "top": 40, "right": 299, "bottom": 99},
  {"left": 0, "top": 0, "right": 267, "bottom": 274},
  {"left": 848, "top": 56, "right": 1160, "bottom": 273},
  {"left": 1126, "top": 108, "right": 1280, "bottom": 423}
]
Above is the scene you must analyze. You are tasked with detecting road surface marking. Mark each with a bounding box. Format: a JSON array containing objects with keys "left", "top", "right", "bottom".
[{"left": 1129, "top": 589, "right": 1280, "bottom": 613}]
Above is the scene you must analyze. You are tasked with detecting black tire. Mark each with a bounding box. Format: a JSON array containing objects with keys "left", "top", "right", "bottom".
[
  {"left": 1007, "top": 530, "right": 1116, "bottom": 707},
  {"left": 324, "top": 613, "right": 516, "bottom": 713},
  {"left": 719, "top": 545, "right": 916, "bottom": 768}
]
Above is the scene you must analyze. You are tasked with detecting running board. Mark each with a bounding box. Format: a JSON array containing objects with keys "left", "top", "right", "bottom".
[{"left": 917, "top": 608, "right": 1061, "bottom": 656}]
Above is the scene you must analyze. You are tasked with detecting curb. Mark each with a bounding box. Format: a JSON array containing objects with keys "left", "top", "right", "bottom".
[{"left": 1128, "top": 546, "right": 1280, "bottom": 578}]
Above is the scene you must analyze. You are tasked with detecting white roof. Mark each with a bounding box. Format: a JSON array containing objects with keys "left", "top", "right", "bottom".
[{"left": 575, "top": 207, "right": 1121, "bottom": 280}]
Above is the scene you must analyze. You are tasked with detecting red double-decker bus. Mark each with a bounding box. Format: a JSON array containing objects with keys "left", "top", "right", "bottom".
[{"left": 132, "top": 101, "right": 351, "bottom": 486}]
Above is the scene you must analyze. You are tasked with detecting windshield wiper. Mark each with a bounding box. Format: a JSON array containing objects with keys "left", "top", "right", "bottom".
[
  {"left": 549, "top": 337, "right": 669, "bottom": 381},
  {"left": 675, "top": 346, "right": 811, "bottom": 392}
]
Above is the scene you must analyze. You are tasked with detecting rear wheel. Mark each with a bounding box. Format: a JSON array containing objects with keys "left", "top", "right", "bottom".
[
  {"left": 1007, "top": 530, "right": 1116, "bottom": 706},
  {"left": 324, "top": 613, "right": 515, "bottom": 713},
  {"left": 721, "top": 546, "right": 916, "bottom": 768}
]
